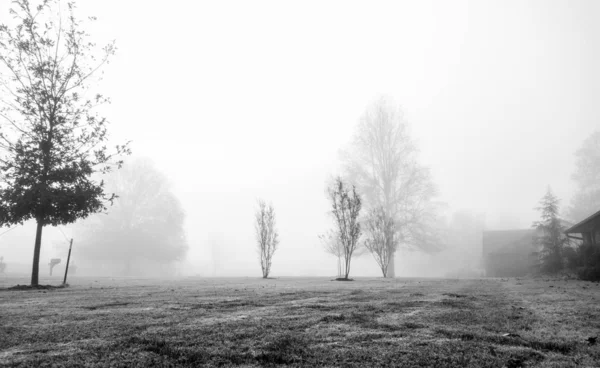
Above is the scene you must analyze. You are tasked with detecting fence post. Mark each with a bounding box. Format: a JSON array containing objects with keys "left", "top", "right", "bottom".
[{"left": 63, "top": 239, "right": 73, "bottom": 285}]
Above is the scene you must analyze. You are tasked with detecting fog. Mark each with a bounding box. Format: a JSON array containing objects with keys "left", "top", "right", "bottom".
[{"left": 1, "top": 0, "right": 599, "bottom": 278}]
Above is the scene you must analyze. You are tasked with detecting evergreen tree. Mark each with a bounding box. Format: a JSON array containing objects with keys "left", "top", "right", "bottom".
[{"left": 533, "top": 188, "right": 570, "bottom": 274}]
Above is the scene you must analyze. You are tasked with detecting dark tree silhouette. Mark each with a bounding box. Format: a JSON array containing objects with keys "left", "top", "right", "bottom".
[{"left": 0, "top": 1, "right": 129, "bottom": 285}]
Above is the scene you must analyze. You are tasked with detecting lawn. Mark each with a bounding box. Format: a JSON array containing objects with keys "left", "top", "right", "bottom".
[{"left": 1, "top": 276, "right": 599, "bottom": 367}]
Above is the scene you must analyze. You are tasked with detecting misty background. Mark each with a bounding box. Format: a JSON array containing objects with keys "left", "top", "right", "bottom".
[{"left": 1, "top": 0, "right": 598, "bottom": 278}]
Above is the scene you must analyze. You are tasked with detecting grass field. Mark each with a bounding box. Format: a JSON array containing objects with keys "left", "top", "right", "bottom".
[{"left": 1, "top": 275, "right": 599, "bottom": 367}]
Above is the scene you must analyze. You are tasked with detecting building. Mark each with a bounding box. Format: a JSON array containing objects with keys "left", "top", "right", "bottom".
[{"left": 564, "top": 209, "right": 600, "bottom": 246}]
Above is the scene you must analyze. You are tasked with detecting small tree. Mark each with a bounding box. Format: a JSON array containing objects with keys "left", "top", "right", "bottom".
[
  {"left": 533, "top": 188, "right": 570, "bottom": 274},
  {"left": 364, "top": 207, "right": 396, "bottom": 277},
  {"left": 0, "top": 1, "right": 129, "bottom": 285},
  {"left": 255, "top": 199, "right": 279, "bottom": 278},
  {"left": 327, "top": 177, "right": 362, "bottom": 280}
]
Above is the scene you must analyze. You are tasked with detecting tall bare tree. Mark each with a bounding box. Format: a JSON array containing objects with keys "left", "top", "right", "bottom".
[
  {"left": 363, "top": 207, "right": 396, "bottom": 277},
  {"left": 255, "top": 199, "right": 279, "bottom": 278},
  {"left": 327, "top": 177, "right": 362, "bottom": 280},
  {"left": 342, "top": 97, "right": 439, "bottom": 277},
  {"left": 0, "top": 1, "right": 129, "bottom": 285}
]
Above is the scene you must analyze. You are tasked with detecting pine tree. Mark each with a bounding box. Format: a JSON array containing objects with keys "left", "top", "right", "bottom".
[{"left": 533, "top": 188, "right": 570, "bottom": 274}]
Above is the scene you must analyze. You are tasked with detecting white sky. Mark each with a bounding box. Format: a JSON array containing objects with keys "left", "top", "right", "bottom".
[{"left": 1, "top": 0, "right": 599, "bottom": 277}]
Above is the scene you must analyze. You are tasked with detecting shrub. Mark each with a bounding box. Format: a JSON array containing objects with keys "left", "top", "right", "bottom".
[{"left": 564, "top": 242, "right": 600, "bottom": 281}]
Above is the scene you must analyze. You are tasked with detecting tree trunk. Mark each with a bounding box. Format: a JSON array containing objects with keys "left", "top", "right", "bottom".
[
  {"left": 261, "top": 258, "right": 267, "bottom": 278},
  {"left": 344, "top": 256, "right": 351, "bottom": 279},
  {"left": 30, "top": 220, "right": 44, "bottom": 286},
  {"left": 387, "top": 249, "right": 396, "bottom": 278}
]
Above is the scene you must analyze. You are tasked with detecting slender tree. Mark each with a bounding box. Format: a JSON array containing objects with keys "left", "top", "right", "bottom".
[
  {"left": 327, "top": 176, "right": 362, "bottom": 280},
  {"left": 364, "top": 207, "right": 396, "bottom": 277},
  {"left": 533, "top": 188, "right": 570, "bottom": 274},
  {"left": 0, "top": 1, "right": 129, "bottom": 285},
  {"left": 342, "top": 97, "right": 439, "bottom": 277},
  {"left": 255, "top": 199, "right": 279, "bottom": 278}
]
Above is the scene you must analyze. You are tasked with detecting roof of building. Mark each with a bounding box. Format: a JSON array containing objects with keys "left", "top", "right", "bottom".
[{"left": 564, "top": 208, "right": 600, "bottom": 234}]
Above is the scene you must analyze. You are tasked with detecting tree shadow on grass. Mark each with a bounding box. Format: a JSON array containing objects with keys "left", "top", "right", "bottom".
[{"left": 1, "top": 284, "right": 68, "bottom": 292}]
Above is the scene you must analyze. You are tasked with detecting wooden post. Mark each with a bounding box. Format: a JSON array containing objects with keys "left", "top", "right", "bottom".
[{"left": 63, "top": 239, "right": 73, "bottom": 285}]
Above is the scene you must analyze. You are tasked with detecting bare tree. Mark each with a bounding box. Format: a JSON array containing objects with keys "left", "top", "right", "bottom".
[
  {"left": 255, "top": 200, "right": 279, "bottom": 278},
  {"left": 319, "top": 230, "right": 343, "bottom": 277},
  {"left": 327, "top": 177, "right": 362, "bottom": 280},
  {"left": 342, "top": 97, "right": 439, "bottom": 277},
  {"left": 364, "top": 207, "right": 396, "bottom": 277}
]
